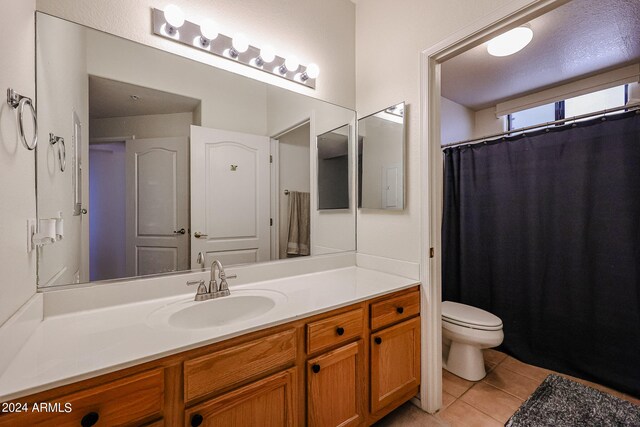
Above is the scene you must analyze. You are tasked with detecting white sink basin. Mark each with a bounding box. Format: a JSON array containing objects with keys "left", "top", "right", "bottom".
[{"left": 147, "top": 290, "right": 286, "bottom": 330}]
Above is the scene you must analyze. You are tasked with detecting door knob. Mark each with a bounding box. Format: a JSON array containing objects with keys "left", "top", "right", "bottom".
[
  {"left": 194, "top": 232, "right": 208, "bottom": 238},
  {"left": 173, "top": 228, "right": 186, "bottom": 234}
]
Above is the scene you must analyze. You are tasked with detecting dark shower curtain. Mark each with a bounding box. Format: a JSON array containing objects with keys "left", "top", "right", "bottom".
[{"left": 442, "top": 111, "right": 640, "bottom": 397}]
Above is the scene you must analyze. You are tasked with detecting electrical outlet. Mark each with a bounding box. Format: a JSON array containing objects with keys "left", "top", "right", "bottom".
[{"left": 26, "top": 219, "right": 36, "bottom": 253}]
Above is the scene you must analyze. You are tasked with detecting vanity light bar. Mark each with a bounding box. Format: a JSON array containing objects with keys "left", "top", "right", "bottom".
[{"left": 151, "top": 8, "right": 318, "bottom": 89}]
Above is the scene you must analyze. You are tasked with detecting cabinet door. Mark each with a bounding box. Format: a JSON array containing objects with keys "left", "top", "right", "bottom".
[
  {"left": 184, "top": 368, "right": 296, "bottom": 427},
  {"left": 307, "top": 341, "right": 365, "bottom": 427},
  {"left": 370, "top": 317, "right": 421, "bottom": 414}
]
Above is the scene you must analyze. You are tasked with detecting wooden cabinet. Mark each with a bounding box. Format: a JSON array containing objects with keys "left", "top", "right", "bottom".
[
  {"left": 0, "top": 368, "right": 164, "bottom": 427},
  {"left": 370, "top": 289, "right": 420, "bottom": 331},
  {"left": 307, "top": 341, "right": 365, "bottom": 427},
  {"left": 307, "top": 308, "right": 364, "bottom": 354},
  {"left": 1, "top": 286, "right": 420, "bottom": 427},
  {"left": 184, "top": 329, "right": 296, "bottom": 402},
  {"left": 370, "top": 317, "right": 421, "bottom": 414},
  {"left": 184, "top": 368, "right": 297, "bottom": 427}
]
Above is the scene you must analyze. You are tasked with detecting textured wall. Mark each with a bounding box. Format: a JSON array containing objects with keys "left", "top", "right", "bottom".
[
  {"left": 0, "top": 0, "right": 37, "bottom": 325},
  {"left": 36, "top": 0, "right": 356, "bottom": 109},
  {"left": 355, "top": 0, "right": 514, "bottom": 263}
]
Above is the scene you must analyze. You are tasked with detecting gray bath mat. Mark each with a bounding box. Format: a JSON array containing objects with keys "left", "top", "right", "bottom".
[{"left": 505, "top": 374, "right": 640, "bottom": 426}]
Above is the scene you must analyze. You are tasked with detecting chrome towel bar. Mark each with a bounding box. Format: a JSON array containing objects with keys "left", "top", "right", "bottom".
[{"left": 7, "top": 88, "right": 38, "bottom": 150}]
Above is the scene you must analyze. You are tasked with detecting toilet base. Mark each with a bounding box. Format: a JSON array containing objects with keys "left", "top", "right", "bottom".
[{"left": 444, "top": 341, "right": 486, "bottom": 381}]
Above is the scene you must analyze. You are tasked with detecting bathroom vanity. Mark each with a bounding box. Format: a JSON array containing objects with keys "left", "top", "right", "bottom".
[{"left": 0, "top": 268, "right": 420, "bottom": 426}]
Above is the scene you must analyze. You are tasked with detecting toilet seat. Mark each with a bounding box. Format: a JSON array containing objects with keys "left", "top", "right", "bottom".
[{"left": 442, "top": 301, "right": 503, "bottom": 331}]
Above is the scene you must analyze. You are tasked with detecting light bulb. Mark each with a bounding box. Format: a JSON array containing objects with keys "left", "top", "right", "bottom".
[
  {"left": 200, "top": 19, "right": 218, "bottom": 41},
  {"left": 284, "top": 55, "right": 300, "bottom": 72},
  {"left": 305, "top": 63, "right": 320, "bottom": 79},
  {"left": 260, "top": 45, "right": 276, "bottom": 63},
  {"left": 487, "top": 26, "right": 533, "bottom": 57},
  {"left": 284, "top": 56, "right": 300, "bottom": 72},
  {"left": 232, "top": 33, "right": 249, "bottom": 53},
  {"left": 164, "top": 4, "right": 185, "bottom": 28}
]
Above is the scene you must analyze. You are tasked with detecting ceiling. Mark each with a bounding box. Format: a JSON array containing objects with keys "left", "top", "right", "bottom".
[
  {"left": 89, "top": 76, "right": 201, "bottom": 119},
  {"left": 441, "top": 0, "right": 640, "bottom": 110}
]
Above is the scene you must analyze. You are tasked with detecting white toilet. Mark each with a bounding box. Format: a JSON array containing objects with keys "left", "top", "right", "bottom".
[{"left": 442, "top": 301, "right": 504, "bottom": 381}]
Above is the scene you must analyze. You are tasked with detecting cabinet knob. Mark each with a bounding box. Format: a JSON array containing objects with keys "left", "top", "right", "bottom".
[
  {"left": 375, "top": 337, "right": 382, "bottom": 345},
  {"left": 80, "top": 412, "right": 99, "bottom": 427},
  {"left": 312, "top": 364, "right": 321, "bottom": 373},
  {"left": 336, "top": 327, "right": 345, "bottom": 336},
  {"left": 396, "top": 306, "right": 404, "bottom": 314},
  {"left": 191, "top": 413, "right": 204, "bottom": 427}
]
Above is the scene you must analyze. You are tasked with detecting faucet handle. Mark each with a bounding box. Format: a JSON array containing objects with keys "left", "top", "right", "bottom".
[{"left": 187, "top": 280, "right": 208, "bottom": 296}]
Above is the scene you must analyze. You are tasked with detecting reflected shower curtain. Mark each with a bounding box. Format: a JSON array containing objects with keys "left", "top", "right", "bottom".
[{"left": 442, "top": 111, "right": 640, "bottom": 396}]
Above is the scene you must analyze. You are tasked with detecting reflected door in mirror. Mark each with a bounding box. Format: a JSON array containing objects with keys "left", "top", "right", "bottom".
[
  {"left": 191, "top": 126, "right": 270, "bottom": 267},
  {"left": 125, "top": 137, "right": 189, "bottom": 276}
]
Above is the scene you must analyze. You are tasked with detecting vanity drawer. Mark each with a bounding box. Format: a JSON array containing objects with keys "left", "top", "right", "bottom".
[
  {"left": 184, "top": 329, "right": 296, "bottom": 403},
  {"left": 307, "top": 308, "right": 364, "bottom": 354},
  {"left": 370, "top": 290, "right": 420, "bottom": 330},
  {"left": 0, "top": 368, "right": 164, "bottom": 427}
]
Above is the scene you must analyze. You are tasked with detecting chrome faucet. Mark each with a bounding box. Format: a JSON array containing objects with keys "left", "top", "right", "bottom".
[{"left": 186, "top": 259, "right": 236, "bottom": 301}]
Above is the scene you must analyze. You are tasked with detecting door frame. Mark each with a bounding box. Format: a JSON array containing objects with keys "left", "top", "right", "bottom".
[
  {"left": 418, "top": 0, "right": 569, "bottom": 413},
  {"left": 271, "top": 118, "right": 313, "bottom": 259}
]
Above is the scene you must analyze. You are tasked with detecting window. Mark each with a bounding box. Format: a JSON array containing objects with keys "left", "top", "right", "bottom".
[{"left": 508, "top": 84, "right": 628, "bottom": 131}]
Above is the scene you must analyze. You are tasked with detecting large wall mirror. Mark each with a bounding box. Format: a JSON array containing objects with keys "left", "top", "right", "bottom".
[
  {"left": 357, "top": 102, "right": 405, "bottom": 210},
  {"left": 35, "top": 13, "right": 356, "bottom": 288}
]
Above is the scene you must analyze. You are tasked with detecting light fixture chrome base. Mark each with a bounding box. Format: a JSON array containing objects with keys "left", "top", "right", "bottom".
[{"left": 151, "top": 8, "right": 316, "bottom": 89}]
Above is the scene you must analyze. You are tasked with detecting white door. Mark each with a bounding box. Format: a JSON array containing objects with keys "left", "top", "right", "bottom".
[
  {"left": 125, "top": 137, "right": 189, "bottom": 277},
  {"left": 382, "top": 163, "right": 401, "bottom": 209},
  {"left": 190, "top": 125, "right": 270, "bottom": 267}
]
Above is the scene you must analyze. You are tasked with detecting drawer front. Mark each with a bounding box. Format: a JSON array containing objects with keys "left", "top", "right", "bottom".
[
  {"left": 307, "top": 308, "right": 364, "bottom": 354},
  {"left": 370, "top": 290, "right": 420, "bottom": 330},
  {"left": 184, "top": 329, "right": 296, "bottom": 403},
  {"left": 0, "top": 369, "right": 164, "bottom": 427}
]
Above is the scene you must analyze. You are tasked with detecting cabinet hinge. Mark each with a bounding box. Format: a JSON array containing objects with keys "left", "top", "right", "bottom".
[
  {"left": 270, "top": 218, "right": 273, "bottom": 226},
  {"left": 429, "top": 247, "right": 435, "bottom": 258},
  {"left": 270, "top": 155, "right": 273, "bottom": 163}
]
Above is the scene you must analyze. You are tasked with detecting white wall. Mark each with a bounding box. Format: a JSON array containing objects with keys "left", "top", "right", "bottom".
[
  {"left": 277, "top": 123, "right": 311, "bottom": 259},
  {"left": 36, "top": 0, "right": 355, "bottom": 109},
  {"left": 36, "top": 14, "right": 89, "bottom": 286},
  {"left": 474, "top": 106, "right": 507, "bottom": 138},
  {"left": 441, "top": 96, "right": 474, "bottom": 145},
  {"left": 355, "top": 0, "right": 513, "bottom": 263},
  {"left": 90, "top": 112, "right": 194, "bottom": 140},
  {"left": 0, "top": 0, "right": 36, "bottom": 325}
]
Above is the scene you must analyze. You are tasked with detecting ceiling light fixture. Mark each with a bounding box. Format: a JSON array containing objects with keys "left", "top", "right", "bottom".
[
  {"left": 487, "top": 26, "right": 533, "bottom": 57},
  {"left": 151, "top": 7, "right": 319, "bottom": 88}
]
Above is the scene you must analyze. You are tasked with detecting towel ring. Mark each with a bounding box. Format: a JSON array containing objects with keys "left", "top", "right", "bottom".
[
  {"left": 49, "top": 133, "right": 66, "bottom": 172},
  {"left": 7, "top": 88, "right": 38, "bottom": 150}
]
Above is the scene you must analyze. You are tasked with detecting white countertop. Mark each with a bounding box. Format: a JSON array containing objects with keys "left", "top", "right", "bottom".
[{"left": 0, "top": 267, "right": 418, "bottom": 401}]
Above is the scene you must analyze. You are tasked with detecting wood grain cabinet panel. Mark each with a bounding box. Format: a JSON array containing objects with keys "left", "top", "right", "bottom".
[
  {"left": 0, "top": 368, "right": 164, "bottom": 427},
  {"left": 307, "top": 341, "right": 365, "bottom": 427},
  {"left": 184, "top": 329, "right": 296, "bottom": 402},
  {"left": 370, "top": 290, "right": 420, "bottom": 331},
  {"left": 307, "top": 308, "right": 364, "bottom": 354},
  {"left": 370, "top": 317, "right": 421, "bottom": 414},
  {"left": 184, "top": 368, "right": 297, "bottom": 427}
]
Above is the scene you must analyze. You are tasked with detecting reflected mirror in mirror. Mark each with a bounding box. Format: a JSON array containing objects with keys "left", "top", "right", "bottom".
[
  {"left": 317, "top": 125, "right": 350, "bottom": 210},
  {"left": 357, "top": 102, "right": 405, "bottom": 210},
  {"left": 35, "top": 13, "right": 356, "bottom": 288}
]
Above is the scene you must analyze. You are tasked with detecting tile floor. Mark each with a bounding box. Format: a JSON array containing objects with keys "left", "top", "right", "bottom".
[{"left": 375, "top": 350, "right": 640, "bottom": 426}]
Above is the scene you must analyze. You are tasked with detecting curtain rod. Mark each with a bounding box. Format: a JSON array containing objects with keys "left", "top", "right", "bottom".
[{"left": 442, "top": 101, "right": 640, "bottom": 149}]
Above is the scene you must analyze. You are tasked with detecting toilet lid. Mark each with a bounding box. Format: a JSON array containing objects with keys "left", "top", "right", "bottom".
[{"left": 442, "top": 301, "right": 503, "bottom": 330}]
